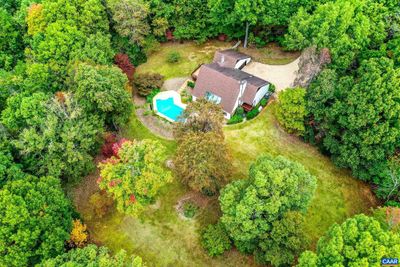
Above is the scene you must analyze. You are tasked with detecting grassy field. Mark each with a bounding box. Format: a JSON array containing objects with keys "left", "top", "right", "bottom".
[
  {"left": 136, "top": 41, "right": 300, "bottom": 79},
  {"left": 71, "top": 105, "right": 378, "bottom": 267},
  {"left": 225, "top": 103, "right": 379, "bottom": 244},
  {"left": 136, "top": 41, "right": 230, "bottom": 79},
  {"left": 238, "top": 43, "right": 300, "bottom": 65}
]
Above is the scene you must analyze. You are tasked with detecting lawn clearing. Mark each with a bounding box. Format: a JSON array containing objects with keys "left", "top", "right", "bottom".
[
  {"left": 136, "top": 41, "right": 230, "bottom": 79},
  {"left": 135, "top": 41, "right": 300, "bottom": 79},
  {"left": 71, "top": 110, "right": 256, "bottom": 267},
  {"left": 224, "top": 102, "right": 379, "bottom": 245},
  {"left": 238, "top": 42, "right": 300, "bottom": 65}
]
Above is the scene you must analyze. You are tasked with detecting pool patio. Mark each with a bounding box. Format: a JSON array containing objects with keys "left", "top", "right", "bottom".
[{"left": 153, "top": 90, "right": 187, "bottom": 122}]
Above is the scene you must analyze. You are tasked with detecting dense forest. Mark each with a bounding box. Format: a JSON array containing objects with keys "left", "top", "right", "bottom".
[{"left": 1, "top": 0, "right": 400, "bottom": 266}]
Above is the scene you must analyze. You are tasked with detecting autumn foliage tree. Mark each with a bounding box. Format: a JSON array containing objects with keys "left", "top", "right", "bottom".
[
  {"left": 174, "top": 132, "right": 232, "bottom": 194},
  {"left": 114, "top": 53, "right": 135, "bottom": 83},
  {"left": 68, "top": 219, "right": 89, "bottom": 248},
  {"left": 98, "top": 139, "right": 172, "bottom": 216}
]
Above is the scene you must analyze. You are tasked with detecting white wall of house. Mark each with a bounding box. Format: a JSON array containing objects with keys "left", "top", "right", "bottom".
[
  {"left": 235, "top": 58, "right": 251, "bottom": 69},
  {"left": 252, "top": 84, "right": 270, "bottom": 106}
]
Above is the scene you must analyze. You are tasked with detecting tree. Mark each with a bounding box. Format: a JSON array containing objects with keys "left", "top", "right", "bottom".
[
  {"left": 208, "top": 0, "right": 266, "bottom": 47},
  {"left": 98, "top": 139, "right": 172, "bottom": 216},
  {"left": 201, "top": 222, "right": 232, "bottom": 256},
  {"left": 68, "top": 62, "right": 132, "bottom": 127},
  {"left": 1, "top": 92, "right": 49, "bottom": 134},
  {"left": 26, "top": 3, "right": 45, "bottom": 36},
  {"left": 0, "top": 175, "right": 73, "bottom": 266},
  {"left": 38, "top": 244, "right": 144, "bottom": 267},
  {"left": 173, "top": 99, "right": 224, "bottom": 139},
  {"left": 174, "top": 131, "right": 232, "bottom": 194},
  {"left": 276, "top": 87, "right": 307, "bottom": 135},
  {"left": 68, "top": 219, "right": 89, "bottom": 248},
  {"left": 114, "top": 53, "right": 135, "bottom": 82},
  {"left": 220, "top": 154, "right": 317, "bottom": 255},
  {"left": 108, "top": 0, "right": 150, "bottom": 45},
  {"left": 0, "top": 8, "right": 23, "bottom": 70},
  {"left": 0, "top": 142, "right": 24, "bottom": 188},
  {"left": 14, "top": 93, "right": 103, "bottom": 181},
  {"left": 257, "top": 211, "right": 308, "bottom": 266},
  {"left": 284, "top": 0, "right": 388, "bottom": 69},
  {"left": 134, "top": 73, "right": 164, "bottom": 97},
  {"left": 297, "top": 214, "right": 400, "bottom": 266},
  {"left": 306, "top": 57, "right": 400, "bottom": 182}
]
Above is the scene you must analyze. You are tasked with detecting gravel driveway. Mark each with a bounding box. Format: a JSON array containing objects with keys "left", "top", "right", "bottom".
[{"left": 242, "top": 58, "right": 300, "bottom": 92}]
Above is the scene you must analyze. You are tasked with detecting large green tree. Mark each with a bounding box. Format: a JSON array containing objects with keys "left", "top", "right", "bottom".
[
  {"left": 68, "top": 62, "right": 132, "bottom": 127},
  {"left": 0, "top": 8, "right": 23, "bottom": 70},
  {"left": 306, "top": 57, "right": 400, "bottom": 182},
  {"left": 285, "top": 0, "right": 388, "bottom": 69},
  {"left": 13, "top": 93, "right": 103, "bottom": 181},
  {"left": 0, "top": 175, "right": 73, "bottom": 266},
  {"left": 38, "top": 245, "right": 144, "bottom": 267},
  {"left": 220, "top": 154, "right": 317, "bottom": 259},
  {"left": 297, "top": 214, "right": 400, "bottom": 267},
  {"left": 108, "top": 0, "right": 150, "bottom": 45}
]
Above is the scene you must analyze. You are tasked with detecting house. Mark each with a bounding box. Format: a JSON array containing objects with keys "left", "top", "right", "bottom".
[{"left": 192, "top": 50, "right": 270, "bottom": 119}]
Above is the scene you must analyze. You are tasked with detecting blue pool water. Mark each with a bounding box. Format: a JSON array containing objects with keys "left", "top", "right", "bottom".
[{"left": 156, "top": 97, "right": 184, "bottom": 121}]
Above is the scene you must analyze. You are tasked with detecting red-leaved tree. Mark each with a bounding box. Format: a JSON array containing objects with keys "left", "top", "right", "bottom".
[{"left": 114, "top": 54, "right": 135, "bottom": 83}]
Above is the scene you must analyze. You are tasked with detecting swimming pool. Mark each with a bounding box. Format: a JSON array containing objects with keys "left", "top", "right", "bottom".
[
  {"left": 153, "top": 91, "right": 187, "bottom": 122},
  {"left": 156, "top": 97, "right": 184, "bottom": 121}
]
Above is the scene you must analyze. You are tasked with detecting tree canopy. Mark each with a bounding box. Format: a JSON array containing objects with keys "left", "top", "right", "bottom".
[
  {"left": 298, "top": 214, "right": 400, "bottom": 266},
  {"left": 220, "top": 154, "right": 316, "bottom": 262},
  {"left": 0, "top": 175, "right": 73, "bottom": 266},
  {"left": 98, "top": 139, "right": 172, "bottom": 216},
  {"left": 38, "top": 244, "right": 144, "bottom": 267}
]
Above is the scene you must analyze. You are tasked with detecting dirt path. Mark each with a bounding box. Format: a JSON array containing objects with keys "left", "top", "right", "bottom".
[{"left": 242, "top": 58, "right": 300, "bottom": 92}]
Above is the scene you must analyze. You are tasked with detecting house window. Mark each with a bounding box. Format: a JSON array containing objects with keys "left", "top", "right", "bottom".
[{"left": 205, "top": 91, "right": 222, "bottom": 104}]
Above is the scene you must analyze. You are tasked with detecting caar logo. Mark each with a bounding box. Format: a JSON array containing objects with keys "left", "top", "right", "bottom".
[{"left": 382, "top": 258, "right": 399, "bottom": 266}]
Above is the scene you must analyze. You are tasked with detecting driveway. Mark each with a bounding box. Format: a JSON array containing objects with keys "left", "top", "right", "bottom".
[{"left": 242, "top": 58, "right": 300, "bottom": 92}]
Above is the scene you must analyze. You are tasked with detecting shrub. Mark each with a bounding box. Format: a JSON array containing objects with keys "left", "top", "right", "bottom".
[
  {"left": 201, "top": 222, "right": 232, "bottom": 256},
  {"left": 227, "top": 114, "right": 243, "bottom": 125},
  {"left": 101, "top": 133, "right": 117, "bottom": 158},
  {"left": 167, "top": 51, "right": 181, "bottom": 63},
  {"left": 246, "top": 108, "right": 259, "bottom": 120},
  {"left": 134, "top": 73, "right": 164, "bottom": 96},
  {"left": 187, "top": 81, "right": 195, "bottom": 88},
  {"left": 183, "top": 201, "right": 198, "bottom": 218},
  {"left": 269, "top": 84, "right": 276, "bottom": 94},
  {"left": 385, "top": 200, "right": 400, "bottom": 208},
  {"left": 236, "top": 107, "right": 244, "bottom": 116},
  {"left": 260, "top": 98, "right": 268, "bottom": 107},
  {"left": 146, "top": 88, "right": 160, "bottom": 104},
  {"left": 276, "top": 87, "right": 307, "bottom": 135}
]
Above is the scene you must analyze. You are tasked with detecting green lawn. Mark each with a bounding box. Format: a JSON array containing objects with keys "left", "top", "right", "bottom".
[
  {"left": 135, "top": 41, "right": 300, "bottom": 79},
  {"left": 225, "top": 103, "right": 379, "bottom": 244},
  {"left": 72, "top": 105, "right": 378, "bottom": 266},
  {"left": 136, "top": 41, "right": 230, "bottom": 79}
]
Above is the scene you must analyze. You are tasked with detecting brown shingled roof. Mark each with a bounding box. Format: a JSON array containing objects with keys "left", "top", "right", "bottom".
[
  {"left": 192, "top": 63, "right": 269, "bottom": 114},
  {"left": 213, "top": 49, "right": 251, "bottom": 68}
]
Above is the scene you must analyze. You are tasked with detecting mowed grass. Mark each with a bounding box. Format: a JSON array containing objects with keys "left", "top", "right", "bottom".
[
  {"left": 225, "top": 102, "right": 379, "bottom": 244},
  {"left": 239, "top": 42, "right": 300, "bottom": 65},
  {"left": 136, "top": 41, "right": 230, "bottom": 79},
  {"left": 136, "top": 41, "right": 300, "bottom": 79},
  {"left": 73, "top": 110, "right": 256, "bottom": 267}
]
